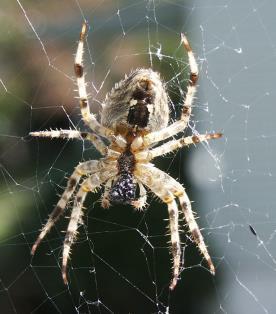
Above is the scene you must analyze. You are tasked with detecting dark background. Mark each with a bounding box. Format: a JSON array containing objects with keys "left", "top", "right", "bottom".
[{"left": 0, "top": 1, "right": 275, "bottom": 313}]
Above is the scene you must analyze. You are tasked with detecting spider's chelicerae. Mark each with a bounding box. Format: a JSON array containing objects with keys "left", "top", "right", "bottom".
[{"left": 31, "top": 23, "right": 222, "bottom": 290}]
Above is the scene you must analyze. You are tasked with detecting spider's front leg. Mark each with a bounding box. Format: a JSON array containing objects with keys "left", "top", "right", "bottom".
[
  {"left": 74, "top": 23, "right": 113, "bottom": 139},
  {"left": 140, "top": 34, "right": 198, "bottom": 147},
  {"left": 136, "top": 164, "right": 215, "bottom": 290},
  {"left": 31, "top": 160, "right": 105, "bottom": 255}
]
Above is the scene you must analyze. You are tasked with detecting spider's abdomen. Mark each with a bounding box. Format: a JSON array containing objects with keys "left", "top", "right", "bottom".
[
  {"left": 109, "top": 172, "right": 136, "bottom": 204},
  {"left": 108, "top": 150, "right": 137, "bottom": 205},
  {"left": 101, "top": 68, "right": 169, "bottom": 132}
]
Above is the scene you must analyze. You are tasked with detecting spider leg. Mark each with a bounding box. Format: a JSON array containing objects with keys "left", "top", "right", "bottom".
[
  {"left": 135, "top": 165, "right": 181, "bottom": 290},
  {"left": 180, "top": 33, "right": 198, "bottom": 125},
  {"left": 138, "top": 34, "right": 198, "bottom": 148},
  {"left": 167, "top": 199, "right": 181, "bottom": 290},
  {"left": 62, "top": 169, "right": 116, "bottom": 284},
  {"left": 136, "top": 133, "right": 222, "bottom": 161},
  {"left": 74, "top": 23, "right": 113, "bottom": 138},
  {"left": 136, "top": 164, "right": 215, "bottom": 289},
  {"left": 30, "top": 129, "right": 108, "bottom": 156},
  {"left": 31, "top": 160, "right": 105, "bottom": 255},
  {"left": 178, "top": 192, "right": 215, "bottom": 275}
]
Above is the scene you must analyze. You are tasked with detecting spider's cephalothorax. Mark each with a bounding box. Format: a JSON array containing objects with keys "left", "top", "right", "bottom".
[{"left": 30, "top": 22, "right": 222, "bottom": 290}]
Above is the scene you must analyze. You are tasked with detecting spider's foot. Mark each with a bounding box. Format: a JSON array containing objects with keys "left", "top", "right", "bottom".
[
  {"left": 101, "top": 197, "right": 111, "bottom": 209},
  {"left": 209, "top": 262, "right": 216, "bottom": 276},
  {"left": 31, "top": 236, "right": 43, "bottom": 255},
  {"left": 169, "top": 276, "right": 178, "bottom": 290},
  {"left": 131, "top": 199, "right": 147, "bottom": 211},
  {"left": 62, "top": 268, "right": 69, "bottom": 285},
  {"left": 31, "top": 243, "right": 38, "bottom": 256}
]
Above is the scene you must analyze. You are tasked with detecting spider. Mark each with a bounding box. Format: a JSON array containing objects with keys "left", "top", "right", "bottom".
[{"left": 30, "top": 22, "right": 222, "bottom": 290}]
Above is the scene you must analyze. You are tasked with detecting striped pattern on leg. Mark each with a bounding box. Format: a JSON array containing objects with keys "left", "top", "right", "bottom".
[
  {"left": 135, "top": 165, "right": 181, "bottom": 289},
  {"left": 136, "top": 132, "right": 222, "bottom": 161},
  {"left": 61, "top": 169, "right": 117, "bottom": 284},
  {"left": 74, "top": 23, "right": 113, "bottom": 138},
  {"left": 62, "top": 186, "right": 88, "bottom": 284},
  {"left": 30, "top": 129, "right": 107, "bottom": 156},
  {"left": 178, "top": 193, "right": 215, "bottom": 275},
  {"left": 31, "top": 160, "right": 100, "bottom": 255},
  {"left": 136, "top": 164, "right": 215, "bottom": 287},
  {"left": 141, "top": 34, "right": 199, "bottom": 147},
  {"left": 167, "top": 199, "right": 181, "bottom": 290},
  {"left": 144, "top": 165, "right": 215, "bottom": 275},
  {"left": 180, "top": 33, "right": 198, "bottom": 123}
]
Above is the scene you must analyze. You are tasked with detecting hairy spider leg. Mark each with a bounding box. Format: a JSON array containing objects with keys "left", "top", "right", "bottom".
[
  {"left": 62, "top": 169, "right": 116, "bottom": 284},
  {"left": 74, "top": 23, "right": 113, "bottom": 138},
  {"left": 135, "top": 165, "right": 181, "bottom": 290},
  {"left": 135, "top": 133, "right": 222, "bottom": 161},
  {"left": 178, "top": 193, "right": 215, "bottom": 275},
  {"left": 136, "top": 164, "right": 215, "bottom": 289},
  {"left": 139, "top": 33, "right": 199, "bottom": 147},
  {"left": 30, "top": 129, "right": 107, "bottom": 156},
  {"left": 31, "top": 160, "right": 103, "bottom": 255}
]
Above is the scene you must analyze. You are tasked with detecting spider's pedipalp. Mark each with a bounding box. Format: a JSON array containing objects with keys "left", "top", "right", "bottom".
[{"left": 131, "top": 182, "right": 148, "bottom": 210}]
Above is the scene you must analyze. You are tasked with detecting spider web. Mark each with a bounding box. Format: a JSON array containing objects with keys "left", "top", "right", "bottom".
[{"left": 0, "top": 0, "right": 275, "bottom": 313}]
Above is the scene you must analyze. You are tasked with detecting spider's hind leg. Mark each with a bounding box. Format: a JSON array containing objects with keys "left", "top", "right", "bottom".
[
  {"left": 62, "top": 169, "right": 117, "bottom": 284},
  {"left": 178, "top": 192, "right": 215, "bottom": 275},
  {"left": 136, "top": 164, "right": 215, "bottom": 289},
  {"left": 135, "top": 165, "right": 181, "bottom": 290},
  {"left": 31, "top": 160, "right": 102, "bottom": 255}
]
